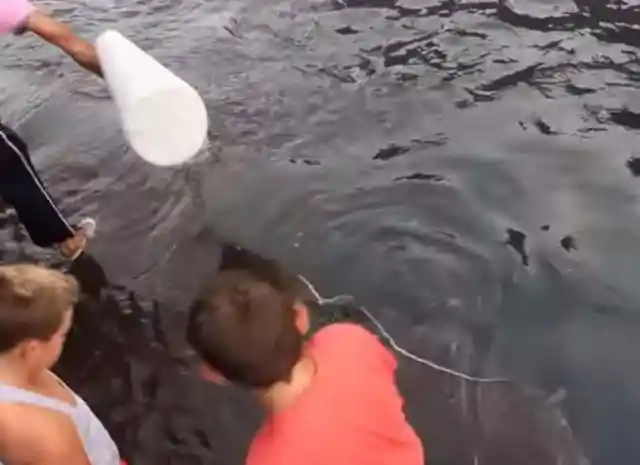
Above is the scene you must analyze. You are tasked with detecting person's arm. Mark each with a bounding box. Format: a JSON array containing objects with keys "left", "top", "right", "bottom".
[
  {"left": 0, "top": 406, "right": 92, "bottom": 465},
  {"left": 24, "top": 10, "right": 102, "bottom": 77}
]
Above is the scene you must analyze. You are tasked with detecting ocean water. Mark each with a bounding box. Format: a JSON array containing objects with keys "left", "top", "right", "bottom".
[{"left": 2, "top": 1, "right": 640, "bottom": 464}]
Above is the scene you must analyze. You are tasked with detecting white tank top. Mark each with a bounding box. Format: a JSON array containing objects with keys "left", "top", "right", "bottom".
[{"left": 0, "top": 376, "right": 120, "bottom": 465}]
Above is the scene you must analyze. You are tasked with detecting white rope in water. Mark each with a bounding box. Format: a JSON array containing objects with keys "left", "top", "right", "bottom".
[{"left": 297, "top": 275, "right": 510, "bottom": 384}]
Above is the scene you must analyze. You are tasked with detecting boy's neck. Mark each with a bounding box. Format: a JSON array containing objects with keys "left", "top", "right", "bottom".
[
  {"left": 258, "top": 352, "right": 317, "bottom": 415},
  {"left": 0, "top": 353, "right": 40, "bottom": 387}
]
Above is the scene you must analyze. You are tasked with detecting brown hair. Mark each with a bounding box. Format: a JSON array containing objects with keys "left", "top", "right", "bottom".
[
  {"left": 186, "top": 267, "right": 304, "bottom": 388},
  {"left": 0, "top": 264, "right": 79, "bottom": 352}
]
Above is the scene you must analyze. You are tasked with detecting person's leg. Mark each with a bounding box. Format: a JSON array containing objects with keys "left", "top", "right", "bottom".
[{"left": 0, "top": 123, "right": 94, "bottom": 258}]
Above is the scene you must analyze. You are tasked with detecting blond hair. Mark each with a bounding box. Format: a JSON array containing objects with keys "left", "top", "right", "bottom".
[{"left": 0, "top": 264, "right": 79, "bottom": 352}]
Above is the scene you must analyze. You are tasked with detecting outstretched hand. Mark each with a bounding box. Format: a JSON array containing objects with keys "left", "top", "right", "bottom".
[{"left": 25, "top": 10, "right": 102, "bottom": 77}]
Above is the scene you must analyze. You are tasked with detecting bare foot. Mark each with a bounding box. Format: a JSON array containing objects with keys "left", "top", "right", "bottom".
[{"left": 59, "top": 218, "right": 96, "bottom": 260}]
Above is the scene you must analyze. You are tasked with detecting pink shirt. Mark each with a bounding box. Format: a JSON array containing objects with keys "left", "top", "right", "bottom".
[
  {"left": 0, "top": 0, "right": 36, "bottom": 34},
  {"left": 246, "top": 323, "right": 424, "bottom": 465}
]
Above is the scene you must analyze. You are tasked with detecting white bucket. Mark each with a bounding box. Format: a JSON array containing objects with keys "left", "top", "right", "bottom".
[{"left": 96, "top": 30, "right": 209, "bottom": 166}]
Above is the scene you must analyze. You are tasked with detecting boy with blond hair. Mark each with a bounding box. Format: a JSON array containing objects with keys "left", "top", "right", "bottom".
[{"left": 0, "top": 264, "right": 122, "bottom": 465}]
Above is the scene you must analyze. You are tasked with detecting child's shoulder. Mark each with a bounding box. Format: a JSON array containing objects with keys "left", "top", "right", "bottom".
[
  {"left": 312, "top": 323, "right": 397, "bottom": 371},
  {"left": 314, "top": 322, "right": 377, "bottom": 343},
  {"left": 0, "top": 402, "right": 75, "bottom": 461},
  {"left": 313, "top": 322, "right": 378, "bottom": 342}
]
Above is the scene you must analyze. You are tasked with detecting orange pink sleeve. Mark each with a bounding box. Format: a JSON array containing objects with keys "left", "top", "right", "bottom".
[{"left": 0, "top": 0, "right": 36, "bottom": 35}]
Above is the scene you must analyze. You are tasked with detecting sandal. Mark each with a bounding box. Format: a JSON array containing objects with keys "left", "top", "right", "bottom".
[{"left": 59, "top": 217, "right": 97, "bottom": 261}]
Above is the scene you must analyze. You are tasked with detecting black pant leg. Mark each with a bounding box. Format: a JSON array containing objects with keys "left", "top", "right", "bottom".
[{"left": 0, "top": 123, "right": 75, "bottom": 248}]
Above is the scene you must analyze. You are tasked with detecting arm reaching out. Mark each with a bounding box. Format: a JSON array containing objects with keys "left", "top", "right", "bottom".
[{"left": 25, "top": 10, "right": 102, "bottom": 77}]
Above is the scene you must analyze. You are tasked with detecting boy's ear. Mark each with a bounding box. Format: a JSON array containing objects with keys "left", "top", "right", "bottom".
[
  {"left": 199, "top": 362, "right": 230, "bottom": 385},
  {"left": 293, "top": 301, "right": 310, "bottom": 335}
]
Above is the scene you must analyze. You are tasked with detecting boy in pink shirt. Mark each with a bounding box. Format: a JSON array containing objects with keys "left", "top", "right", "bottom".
[
  {"left": 187, "top": 266, "right": 425, "bottom": 465},
  {"left": 0, "top": 0, "right": 101, "bottom": 260}
]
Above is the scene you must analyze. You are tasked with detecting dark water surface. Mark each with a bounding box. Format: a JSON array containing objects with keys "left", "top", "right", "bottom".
[{"left": 2, "top": 0, "right": 640, "bottom": 464}]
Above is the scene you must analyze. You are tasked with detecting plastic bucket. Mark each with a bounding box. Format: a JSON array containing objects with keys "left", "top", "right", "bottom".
[{"left": 96, "top": 30, "right": 209, "bottom": 166}]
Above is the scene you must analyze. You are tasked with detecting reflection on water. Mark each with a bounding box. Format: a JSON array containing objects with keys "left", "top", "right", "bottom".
[{"left": 2, "top": 0, "right": 640, "bottom": 464}]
